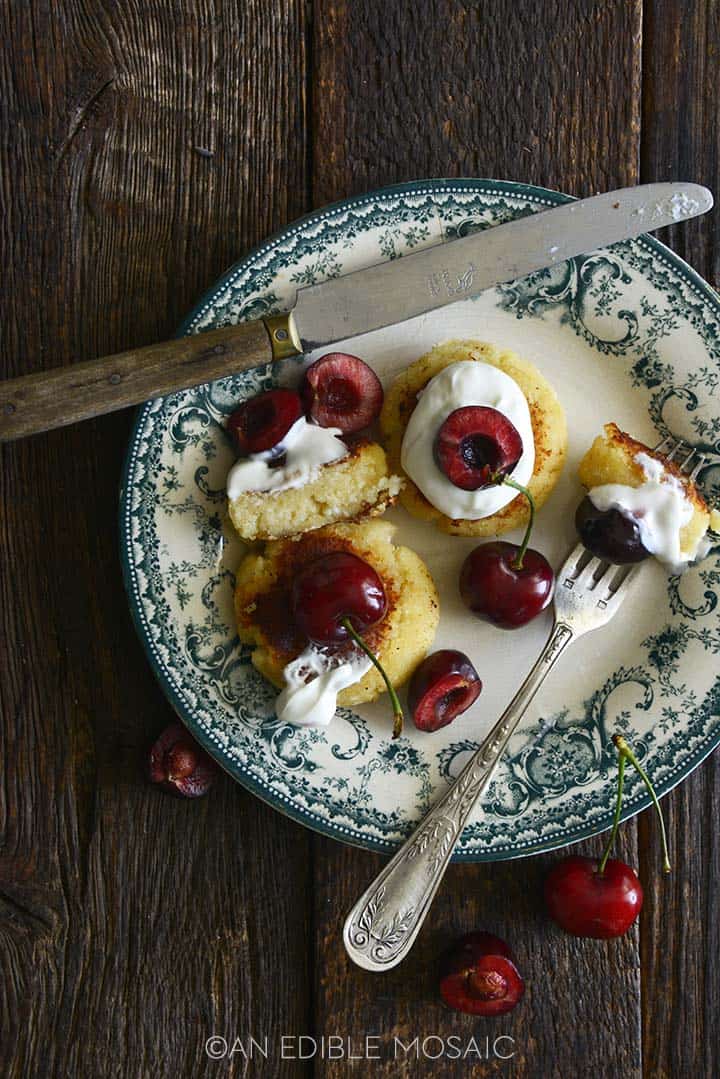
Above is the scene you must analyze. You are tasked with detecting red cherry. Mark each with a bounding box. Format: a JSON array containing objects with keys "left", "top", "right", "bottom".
[
  {"left": 434, "top": 406, "right": 523, "bottom": 491},
  {"left": 301, "top": 352, "right": 384, "bottom": 433},
  {"left": 228, "top": 388, "right": 303, "bottom": 454},
  {"left": 291, "top": 551, "right": 387, "bottom": 645},
  {"left": 576, "top": 496, "right": 651, "bottom": 564},
  {"left": 544, "top": 856, "right": 643, "bottom": 938},
  {"left": 439, "top": 932, "right": 525, "bottom": 1016},
  {"left": 408, "top": 650, "right": 482, "bottom": 732},
  {"left": 148, "top": 722, "right": 219, "bottom": 798},
  {"left": 460, "top": 541, "right": 554, "bottom": 629}
]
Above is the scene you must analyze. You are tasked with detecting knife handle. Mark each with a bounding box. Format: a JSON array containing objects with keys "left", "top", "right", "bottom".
[{"left": 0, "top": 314, "right": 301, "bottom": 442}]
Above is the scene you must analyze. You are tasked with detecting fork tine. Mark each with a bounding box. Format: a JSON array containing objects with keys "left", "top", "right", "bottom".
[
  {"left": 653, "top": 435, "right": 676, "bottom": 456},
  {"left": 593, "top": 564, "right": 640, "bottom": 614},
  {"left": 678, "top": 447, "right": 697, "bottom": 473},
  {"left": 574, "top": 554, "right": 607, "bottom": 591},
  {"left": 664, "top": 438, "right": 685, "bottom": 462},
  {"left": 557, "top": 542, "right": 589, "bottom": 581},
  {"left": 690, "top": 454, "right": 707, "bottom": 482}
]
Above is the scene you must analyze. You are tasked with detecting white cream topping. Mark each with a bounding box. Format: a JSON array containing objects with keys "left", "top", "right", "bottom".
[
  {"left": 400, "top": 361, "right": 535, "bottom": 520},
  {"left": 276, "top": 645, "right": 372, "bottom": 728},
  {"left": 226, "top": 417, "right": 348, "bottom": 498},
  {"left": 588, "top": 452, "right": 701, "bottom": 570}
]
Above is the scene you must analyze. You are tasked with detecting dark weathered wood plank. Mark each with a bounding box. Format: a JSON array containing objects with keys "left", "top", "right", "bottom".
[
  {"left": 314, "top": 832, "right": 642, "bottom": 1075},
  {"left": 310, "top": 1, "right": 644, "bottom": 1075},
  {"left": 312, "top": 0, "right": 642, "bottom": 206},
  {"left": 0, "top": 3, "right": 311, "bottom": 1076},
  {"left": 640, "top": 4, "right": 720, "bottom": 1076}
]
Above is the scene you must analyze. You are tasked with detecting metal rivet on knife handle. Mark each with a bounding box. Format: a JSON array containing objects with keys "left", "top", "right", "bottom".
[{"left": 263, "top": 312, "right": 303, "bottom": 362}]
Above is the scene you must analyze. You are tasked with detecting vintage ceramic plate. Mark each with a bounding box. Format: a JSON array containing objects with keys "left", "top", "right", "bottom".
[{"left": 120, "top": 180, "right": 720, "bottom": 860}]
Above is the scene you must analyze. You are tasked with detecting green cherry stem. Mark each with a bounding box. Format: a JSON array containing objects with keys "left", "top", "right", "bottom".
[
  {"left": 493, "top": 475, "right": 536, "bottom": 571},
  {"left": 341, "top": 617, "right": 404, "bottom": 740},
  {"left": 598, "top": 734, "right": 671, "bottom": 876}
]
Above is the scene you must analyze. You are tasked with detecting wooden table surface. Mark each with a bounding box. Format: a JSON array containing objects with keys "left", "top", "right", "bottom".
[{"left": 2, "top": 2, "right": 718, "bottom": 1076}]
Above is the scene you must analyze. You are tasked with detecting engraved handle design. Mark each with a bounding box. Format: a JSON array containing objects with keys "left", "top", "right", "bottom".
[{"left": 343, "top": 621, "right": 574, "bottom": 971}]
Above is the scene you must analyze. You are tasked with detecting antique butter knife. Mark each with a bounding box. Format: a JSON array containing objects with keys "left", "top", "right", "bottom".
[{"left": 0, "top": 182, "right": 712, "bottom": 441}]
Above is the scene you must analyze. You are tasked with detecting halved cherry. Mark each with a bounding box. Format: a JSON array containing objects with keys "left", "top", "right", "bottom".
[
  {"left": 434, "top": 406, "right": 523, "bottom": 490},
  {"left": 301, "top": 353, "right": 384, "bottom": 433},
  {"left": 439, "top": 932, "right": 525, "bottom": 1016},
  {"left": 408, "top": 650, "right": 482, "bottom": 732},
  {"left": 228, "top": 388, "right": 303, "bottom": 454}
]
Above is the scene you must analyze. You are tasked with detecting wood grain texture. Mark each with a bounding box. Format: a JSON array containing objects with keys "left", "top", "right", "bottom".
[
  {"left": 2, "top": 0, "right": 720, "bottom": 1076},
  {"left": 0, "top": 2, "right": 311, "bottom": 1076},
  {"left": 312, "top": 0, "right": 642, "bottom": 206},
  {"left": 640, "top": 4, "right": 720, "bottom": 1076},
  {"left": 311, "top": 1, "right": 644, "bottom": 1075}
]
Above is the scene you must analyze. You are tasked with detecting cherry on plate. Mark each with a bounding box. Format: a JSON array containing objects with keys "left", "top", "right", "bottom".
[
  {"left": 301, "top": 353, "right": 384, "bottom": 433},
  {"left": 148, "top": 722, "right": 219, "bottom": 798},
  {"left": 544, "top": 855, "right": 643, "bottom": 938},
  {"left": 575, "top": 496, "right": 651, "bottom": 564},
  {"left": 460, "top": 541, "right": 554, "bottom": 629},
  {"left": 439, "top": 932, "right": 525, "bottom": 1016},
  {"left": 434, "top": 406, "right": 523, "bottom": 491},
  {"left": 228, "top": 388, "right": 303, "bottom": 455},
  {"left": 408, "top": 649, "right": 482, "bottom": 732},
  {"left": 291, "top": 551, "right": 387, "bottom": 645}
]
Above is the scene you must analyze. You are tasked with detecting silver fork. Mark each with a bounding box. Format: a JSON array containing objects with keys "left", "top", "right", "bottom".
[{"left": 343, "top": 436, "right": 704, "bottom": 972}]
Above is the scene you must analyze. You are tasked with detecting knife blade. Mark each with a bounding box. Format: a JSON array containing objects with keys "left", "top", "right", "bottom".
[
  {"left": 0, "top": 182, "right": 713, "bottom": 441},
  {"left": 290, "top": 182, "right": 713, "bottom": 350}
]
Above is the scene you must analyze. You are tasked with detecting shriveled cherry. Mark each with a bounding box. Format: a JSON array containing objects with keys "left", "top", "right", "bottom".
[
  {"left": 148, "top": 722, "right": 219, "bottom": 798},
  {"left": 408, "top": 650, "right": 482, "bottom": 732},
  {"left": 228, "top": 388, "right": 303, "bottom": 454},
  {"left": 439, "top": 932, "right": 525, "bottom": 1016}
]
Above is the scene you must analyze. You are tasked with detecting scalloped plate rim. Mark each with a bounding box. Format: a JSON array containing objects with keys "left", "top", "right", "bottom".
[{"left": 119, "top": 177, "right": 720, "bottom": 861}]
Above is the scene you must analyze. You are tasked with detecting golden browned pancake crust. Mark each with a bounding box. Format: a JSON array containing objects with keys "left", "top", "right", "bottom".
[
  {"left": 578, "top": 422, "right": 720, "bottom": 558},
  {"left": 234, "top": 520, "right": 440, "bottom": 707}
]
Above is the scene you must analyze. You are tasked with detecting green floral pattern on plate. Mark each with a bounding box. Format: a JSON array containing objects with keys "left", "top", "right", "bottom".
[{"left": 120, "top": 180, "right": 720, "bottom": 860}]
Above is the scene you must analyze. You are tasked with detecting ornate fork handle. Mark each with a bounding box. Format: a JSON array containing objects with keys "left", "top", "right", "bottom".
[{"left": 343, "top": 620, "right": 574, "bottom": 971}]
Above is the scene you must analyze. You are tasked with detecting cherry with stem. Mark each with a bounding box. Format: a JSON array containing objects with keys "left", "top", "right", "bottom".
[
  {"left": 545, "top": 734, "right": 670, "bottom": 938},
  {"left": 598, "top": 733, "right": 671, "bottom": 876},
  {"left": 460, "top": 474, "right": 554, "bottom": 630},
  {"left": 292, "top": 550, "right": 404, "bottom": 738},
  {"left": 341, "top": 616, "right": 404, "bottom": 739}
]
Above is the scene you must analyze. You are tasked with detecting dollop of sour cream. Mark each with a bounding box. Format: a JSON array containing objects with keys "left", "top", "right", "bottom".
[
  {"left": 400, "top": 361, "right": 535, "bottom": 520},
  {"left": 276, "top": 645, "right": 372, "bottom": 728},
  {"left": 588, "top": 452, "right": 699, "bottom": 570},
  {"left": 227, "top": 417, "right": 348, "bottom": 499}
]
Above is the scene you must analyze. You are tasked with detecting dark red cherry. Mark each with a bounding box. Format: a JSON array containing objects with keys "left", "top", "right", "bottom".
[
  {"left": 434, "top": 406, "right": 523, "bottom": 491},
  {"left": 460, "top": 541, "right": 554, "bottom": 629},
  {"left": 408, "top": 650, "right": 482, "bottom": 732},
  {"left": 148, "top": 722, "right": 219, "bottom": 798},
  {"left": 301, "top": 352, "right": 384, "bottom": 433},
  {"left": 575, "top": 496, "right": 651, "bottom": 565},
  {"left": 291, "top": 551, "right": 387, "bottom": 645},
  {"left": 228, "top": 388, "right": 303, "bottom": 454},
  {"left": 544, "top": 856, "right": 643, "bottom": 938},
  {"left": 439, "top": 932, "right": 525, "bottom": 1016}
]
